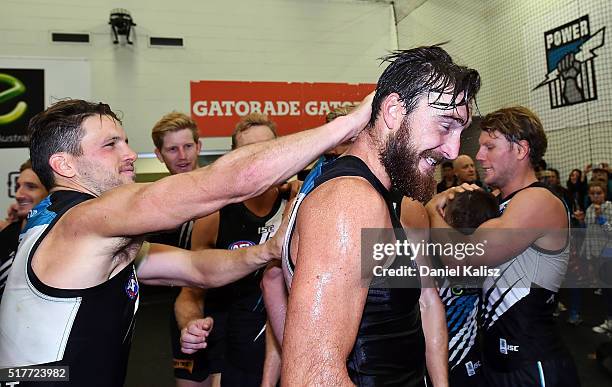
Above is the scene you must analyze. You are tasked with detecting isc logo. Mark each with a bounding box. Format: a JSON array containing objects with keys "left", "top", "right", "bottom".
[
  {"left": 258, "top": 225, "right": 275, "bottom": 234},
  {"left": 499, "top": 338, "right": 519, "bottom": 354}
]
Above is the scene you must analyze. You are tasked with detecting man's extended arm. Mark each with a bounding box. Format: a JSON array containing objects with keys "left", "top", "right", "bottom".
[
  {"left": 137, "top": 240, "right": 275, "bottom": 287},
  {"left": 70, "top": 94, "right": 373, "bottom": 239},
  {"left": 281, "top": 180, "right": 386, "bottom": 386},
  {"left": 426, "top": 185, "right": 568, "bottom": 267}
]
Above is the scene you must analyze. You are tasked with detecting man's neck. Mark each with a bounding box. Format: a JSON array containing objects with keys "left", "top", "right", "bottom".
[
  {"left": 500, "top": 168, "right": 538, "bottom": 198},
  {"left": 346, "top": 129, "right": 392, "bottom": 190}
]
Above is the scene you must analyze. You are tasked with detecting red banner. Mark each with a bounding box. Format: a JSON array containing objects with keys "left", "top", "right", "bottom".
[{"left": 190, "top": 81, "right": 375, "bottom": 137}]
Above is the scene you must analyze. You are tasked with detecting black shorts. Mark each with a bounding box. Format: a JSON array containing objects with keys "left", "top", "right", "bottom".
[
  {"left": 170, "top": 309, "right": 228, "bottom": 382},
  {"left": 482, "top": 357, "right": 580, "bottom": 387},
  {"left": 449, "top": 345, "right": 484, "bottom": 387},
  {"left": 221, "top": 359, "right": 264, "bottom": 387}
]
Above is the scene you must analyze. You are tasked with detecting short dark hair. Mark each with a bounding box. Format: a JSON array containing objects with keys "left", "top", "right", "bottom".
[
  {"left": 19, "top": 159, "right": 32, "bottom": 172},
  {"left": 231, "top": 113, "right": 277, "bottom": 149},
  {"left": 445, "top": 190, "right": 498, "bottom": 233},
  {"left": 29, "top": 99, "right": 121, "bottom": 190},
  {"left": 548, "top": 168, "right": 560, "bottom": 180},
  {"left": 441, "top": 160, "right": 453, "bottom": 169},
  {"left": 480, "top": 106, "right": 547, "bottom": 169},
  {"left": 369, "top": 46, "right": 481, "bottom": 128}
]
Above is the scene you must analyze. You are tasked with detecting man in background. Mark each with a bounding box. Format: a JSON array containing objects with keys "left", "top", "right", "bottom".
[
  {"left": 0, "top": 160, "right": 48, "bottom": 298},
  {"left": 149, "top": 112, "right": 204, "bottom": 387}
]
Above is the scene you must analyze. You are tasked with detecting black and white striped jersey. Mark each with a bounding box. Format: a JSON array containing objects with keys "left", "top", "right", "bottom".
[{"left": 0, "top": 191, "right": 139, "bottom": 386}]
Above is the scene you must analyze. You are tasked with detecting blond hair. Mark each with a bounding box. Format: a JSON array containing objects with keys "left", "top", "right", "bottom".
[{"left": 151, "top": 112, "right": 198, "bottom": 149}]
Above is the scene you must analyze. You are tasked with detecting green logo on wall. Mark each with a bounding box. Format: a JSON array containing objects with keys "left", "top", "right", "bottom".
[
  {"left": 0, "top": 73, "right": 28, "bottom": 125},
  {"left": 0, "top": 68, "right": 44, "bottom": 148}
]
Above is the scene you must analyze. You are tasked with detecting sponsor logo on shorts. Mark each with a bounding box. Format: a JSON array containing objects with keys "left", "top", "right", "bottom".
[
  {"left": 125, "top": 271, "right": 139, "bottom": 300},
  {"left": 228, "top": 240, "right": 256, "bottom": 250},
  {"left": 499, "top": 338, "right": 519, "bottom": 354},
  {"left": 173, "top": 359, "right": 194, "bottom": 374},
  {"left": 465, "top": 360, "right": 481, "bottom": 376}
]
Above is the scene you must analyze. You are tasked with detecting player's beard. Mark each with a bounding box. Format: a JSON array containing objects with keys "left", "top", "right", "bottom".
[
  {"left": 76, "top": 157, "right": 131, "bottom": 196},
  {"left": 379, "top": 119, "right": 437, "bottom": 203}
]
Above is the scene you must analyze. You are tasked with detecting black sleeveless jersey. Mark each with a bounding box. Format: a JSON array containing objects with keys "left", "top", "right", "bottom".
[
  {"left": 0, "top": 220, "right": 21, "bottom": 299},
  {"left": 208, "top": 194, "right": 286, "bottom": 372},
  {"left": 0, "top": 190, "right": 139, "bottom": 386},
  {"left": 283, "top": 156, "right": 426, "bottom": 386},
  {"left": 147, "top": 221, "right": 193, "bottom": 250},
  {"left": 481, "top": 182, "right": 572, "bottom": 371}
]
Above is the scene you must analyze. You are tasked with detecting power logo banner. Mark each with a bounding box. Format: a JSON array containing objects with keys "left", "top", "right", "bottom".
[
  {"left": 0, "top": 69, "right": 44, "bottom": 148},
  {"left": 190, "top": 81, "right": 375, "bottom": 137},
  {"left": 534, "top": 15, "right": 605, "bottom": 109},
  {"left": 525, "top": 0, "right": 611, "bottom": 131}
]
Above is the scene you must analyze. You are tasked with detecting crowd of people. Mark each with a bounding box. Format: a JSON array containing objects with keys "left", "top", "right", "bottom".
[{"left": 0, "top": 45, "right": 610, "bottom": 387}]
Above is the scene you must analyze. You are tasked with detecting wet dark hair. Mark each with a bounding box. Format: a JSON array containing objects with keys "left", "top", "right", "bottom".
[
  {"left": 445, "top": 190, "right": 499, "bottom": 234},
  {"left": 29, "top": 99, "right": 121, "bottom": 190},
  {"left": 368, "top": 45, "right": 481, "bottom": 128}
]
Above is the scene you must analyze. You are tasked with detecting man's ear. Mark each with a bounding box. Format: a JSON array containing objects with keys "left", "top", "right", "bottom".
[
  {"left": 154, "top": 148, "right": 164, "bottom": 163},
  {"left": 381, "top": 93, "right": 405, "bottom": 131},
  {"left": 48, "top": 153, "right": 77, "bottom": 179},
  {"left": 516, "top": 139, "right": 531, "bottom": 162},
  {"left": 195, "top": 139, "right": 202, "bottom": 153}
]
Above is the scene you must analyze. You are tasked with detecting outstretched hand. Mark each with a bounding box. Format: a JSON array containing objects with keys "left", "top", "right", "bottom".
[{"left": 180, "top": 317, "right": 214, "bottom": 354}]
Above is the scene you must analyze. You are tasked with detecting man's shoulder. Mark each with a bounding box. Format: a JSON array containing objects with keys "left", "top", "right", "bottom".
[
  {"left": 305, "top": 176, "right": 386, "bottom": 208},
  {"left": 505, "top": 185, "right": 567, "bottom": 226},
  {"left": 296, "top": 177, "right": 390, "bottom": 230}
]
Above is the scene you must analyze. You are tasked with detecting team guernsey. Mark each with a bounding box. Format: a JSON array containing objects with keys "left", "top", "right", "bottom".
[
  {"left": 206, "top": 194, "right": 286, "bottom": 385},
  {"left": 0, "top": 220, "right": 21, "bottom": 299},
  {"left": 0, "top": 190, "right": 139, "bottom": 386},
  {"left": 480, "top": 182, "right": 580, "bottom": 386},
  {"left": 282, "top": 156, "right": 426, "bottom": 386},
  {"left": 440, "top": 285, "right": 481, "bottom": 385}
]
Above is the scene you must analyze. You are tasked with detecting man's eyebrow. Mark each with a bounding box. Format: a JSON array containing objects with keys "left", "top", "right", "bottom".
[
  {"left": 103, "top": 136, "right": 122, "bottom": 143},
  {"left": 437, "top": 114, "right": 464, "bottom": 124}
]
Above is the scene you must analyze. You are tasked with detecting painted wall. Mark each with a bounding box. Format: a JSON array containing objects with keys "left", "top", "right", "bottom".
[{"left": 0, "top": 0, "right": 395, "bottom": 211}]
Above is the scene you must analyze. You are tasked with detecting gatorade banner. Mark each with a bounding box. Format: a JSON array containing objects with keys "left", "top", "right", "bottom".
[
  {"left": 0, "top": 69, "right": 44, "bottom": 148},
  {"left": 190, "top": 80, "right": 375, "bottom": 136}
]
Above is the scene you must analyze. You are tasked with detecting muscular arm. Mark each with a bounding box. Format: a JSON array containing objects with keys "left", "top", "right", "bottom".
[
  {"left": 137, "top": 240, "right": 276, "bottom": 287},
  {"left": 426, "top": 187, "right": 568, "bottom": 267},
  {"left": 401, "top": 199, "right": 448, "bottom": 386},
  {"left": 67, "top": 96, "right": 373, "bottom": 239},
  {"left": 281, "top": 180, "right": 387, "bottom": 386},
  {"left": 173, "top": 213, "right": 219, "bottom": 329}
]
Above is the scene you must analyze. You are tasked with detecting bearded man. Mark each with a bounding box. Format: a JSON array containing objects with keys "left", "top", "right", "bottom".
[{"left": 280, "top": 46, "right": 481, "bottom": 386}]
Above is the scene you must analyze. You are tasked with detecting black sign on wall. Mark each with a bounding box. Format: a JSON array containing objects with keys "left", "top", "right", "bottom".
[{"left": 0, "top": 69, "right": 44, "bottom": 148}]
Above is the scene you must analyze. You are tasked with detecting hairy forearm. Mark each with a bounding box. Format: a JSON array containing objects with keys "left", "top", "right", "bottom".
[
  {"left": 174, "top": 288, "right": 205, "bottom": 330},
  {"left": 192, "top": 243, "right": 274, "bottom": 288},
  {"left": 421, "top": 293, "right": 449, "bottom": 387}
]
